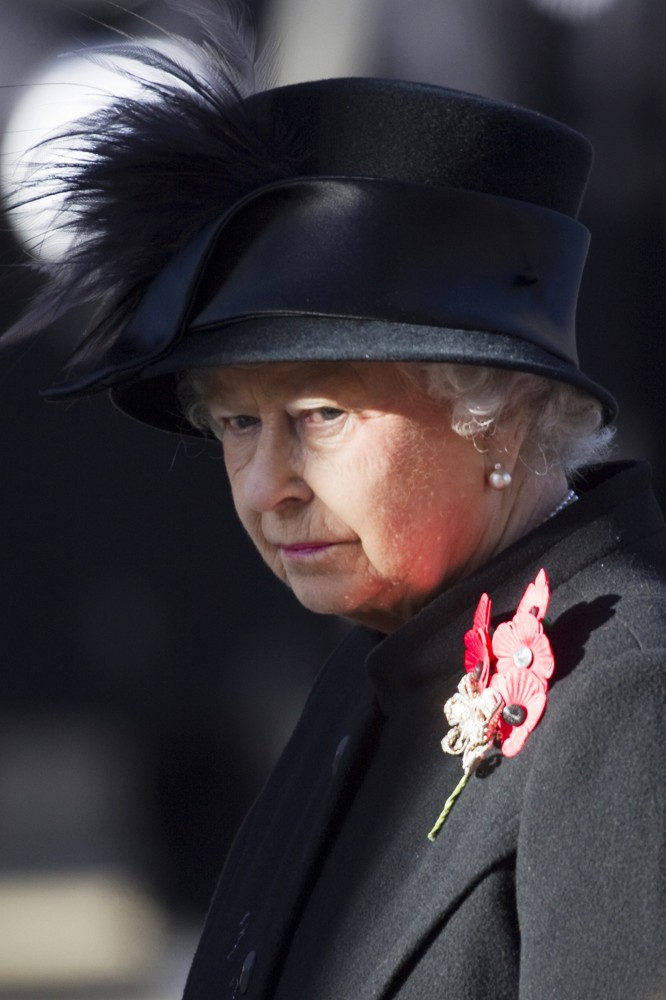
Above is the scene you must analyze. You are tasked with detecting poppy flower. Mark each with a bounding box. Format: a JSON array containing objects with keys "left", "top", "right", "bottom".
[
  {"left": 492, "top": 611, "right": 554, "bottom": 685},
  {"left": 489, "top": 667, "right": 547, "bottom": 756}
]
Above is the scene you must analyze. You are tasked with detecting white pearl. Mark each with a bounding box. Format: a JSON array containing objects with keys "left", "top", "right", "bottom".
[
  {"left": 489, "top": 468, "right": 512, "bottom": 490},
  {"left": 513, "top": 645, "right": 534, "bottom": 668}
]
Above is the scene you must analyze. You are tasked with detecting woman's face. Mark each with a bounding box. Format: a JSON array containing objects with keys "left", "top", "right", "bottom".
[{"left": 202, "top": 362, "right": 503, "bottom": 633}]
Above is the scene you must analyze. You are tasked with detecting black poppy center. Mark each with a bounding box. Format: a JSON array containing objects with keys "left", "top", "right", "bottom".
[{"left": 503, "top": 704, "right": 527, "bottom": 726}]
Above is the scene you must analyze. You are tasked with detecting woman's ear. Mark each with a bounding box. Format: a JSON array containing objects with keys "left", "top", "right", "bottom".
[{"left": 481, "top": 417, "right": 529, "bottom": 487}]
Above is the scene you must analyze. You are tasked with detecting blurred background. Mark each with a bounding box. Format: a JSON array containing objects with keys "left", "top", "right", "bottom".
[{"left": 0, "top": 0, "right": 663, "bottom": 996}]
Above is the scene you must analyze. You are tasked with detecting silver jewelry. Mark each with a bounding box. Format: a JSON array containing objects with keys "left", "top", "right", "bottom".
[
  {"left": 488, "top": 463, "right": 512, "bottom": 490},
  {"left": 544, "top": 488, "right": 578, "bottom": 521}
]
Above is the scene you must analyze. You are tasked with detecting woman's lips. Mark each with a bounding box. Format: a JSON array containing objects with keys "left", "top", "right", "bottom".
[{"left": 279, "top": 542, "right": 337, "bottom": 558}]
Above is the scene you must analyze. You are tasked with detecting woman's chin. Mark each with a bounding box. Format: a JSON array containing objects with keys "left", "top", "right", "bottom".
[
  {"left": 286, "top": 581, "right": 411, "bottom": 633},
  {"left": 288, "top": 584, "right": 362, "bottom": 620},
  {"left": 286, "top": 577, "right": 375, "bottom": 621}
]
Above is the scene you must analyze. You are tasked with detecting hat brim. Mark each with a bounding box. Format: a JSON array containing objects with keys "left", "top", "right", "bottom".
[{"left": 111, "top": 315, "right": 617, "bottom": 436}]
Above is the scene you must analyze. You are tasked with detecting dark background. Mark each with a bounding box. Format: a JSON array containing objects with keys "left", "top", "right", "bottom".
[{"left": 0, "top": 0, "right": 663, "bottom": 995}]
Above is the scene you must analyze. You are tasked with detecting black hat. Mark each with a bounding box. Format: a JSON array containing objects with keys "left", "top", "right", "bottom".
[{"left": 20, "top": 17, "right": 614, "bottom": 433}]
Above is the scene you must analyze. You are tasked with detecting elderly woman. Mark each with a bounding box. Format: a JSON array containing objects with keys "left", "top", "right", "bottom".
[{"left": 5, "top": 2, "right": 665, "bottom": 997}]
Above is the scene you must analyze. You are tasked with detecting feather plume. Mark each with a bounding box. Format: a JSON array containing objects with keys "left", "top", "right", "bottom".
[{"left": 3, "top": 0, "right": 306, "bottom": 374}]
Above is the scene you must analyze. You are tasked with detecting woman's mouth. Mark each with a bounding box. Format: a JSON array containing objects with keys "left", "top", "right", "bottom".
[{"left": 280, "top": 542, "right": 336, "bottom": 559}]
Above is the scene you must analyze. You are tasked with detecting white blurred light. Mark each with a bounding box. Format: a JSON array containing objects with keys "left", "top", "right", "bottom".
[
  {"left": 0, "top": 871, "right": 165, "bottom": 988},
  {"left": 1, "top": 41, "right": 195, "bottom": 261},
  {"left": 527, "top": 0, "right": 619, "bottom": 21}
]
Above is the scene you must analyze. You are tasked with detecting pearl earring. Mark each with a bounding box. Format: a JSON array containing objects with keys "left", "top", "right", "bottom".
[{"left": 488, "top": 463, "right": 512, "bottom": 490}]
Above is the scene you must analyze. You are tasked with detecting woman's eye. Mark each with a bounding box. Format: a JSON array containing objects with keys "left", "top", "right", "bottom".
[
  {"left": 226, "top": 414, "right": 260, "bottom": 432},
  {"left": 310, "top": 407, "right": 345, "bottom": 423}
]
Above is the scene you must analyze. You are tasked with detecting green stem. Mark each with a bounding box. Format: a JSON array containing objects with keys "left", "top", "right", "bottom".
[{"left": 427, "top": 770, "right": 472, "bottom": 842}]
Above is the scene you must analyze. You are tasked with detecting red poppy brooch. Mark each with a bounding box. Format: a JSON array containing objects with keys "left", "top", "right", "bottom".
[{"left": 428, "top": 569, "right": 554, "bottom": 841}]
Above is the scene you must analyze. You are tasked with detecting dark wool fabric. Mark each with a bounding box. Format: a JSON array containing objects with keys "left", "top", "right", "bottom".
[{"left": 183, "top": 462, "right": 666, "bottom": 1000}]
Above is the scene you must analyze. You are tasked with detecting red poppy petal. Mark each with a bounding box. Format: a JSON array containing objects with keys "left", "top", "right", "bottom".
[
  {"left": 464, "top": 627, "right": 492, "bottom": 687},
  {"left": 516, "top": 568, "right": 550, "bottom": 621},
  {"left": 464, "top": 629, "right": 480, "bottom": 667},
  {"left": 472, "top": 593, "right": 492, "bottom": 632},
  {"left": 490, "top": 621, "right": 517, "bottom": 663},
  {"left": 491, "top": 665, "right": 546, "bottom": 706},
  {"left": 510, "top": 612, "right": 541, "bottom": 645},
  {"left": 528, "top": 630, "right": 555, "bottom": 683}
]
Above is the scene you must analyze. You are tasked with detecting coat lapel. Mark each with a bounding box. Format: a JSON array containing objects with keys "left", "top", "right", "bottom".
[
  {"left": 354, "top": 749, "right": 525, "bottom": 999},
  {"left": 183, "top": 627, "right": 384, "bottom": 999}
]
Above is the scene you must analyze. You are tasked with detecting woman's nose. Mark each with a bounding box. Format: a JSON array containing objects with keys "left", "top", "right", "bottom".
[{"left": 241, "top": 427, "right": 313, "bottom": 512}]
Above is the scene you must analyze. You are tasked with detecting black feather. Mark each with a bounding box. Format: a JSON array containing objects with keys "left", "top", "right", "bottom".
[{"left": 3, "top": 0, "right": 306, "bottom": 373}]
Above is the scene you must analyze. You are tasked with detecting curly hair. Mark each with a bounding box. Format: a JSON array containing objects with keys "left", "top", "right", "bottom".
[{"left": 404, "top": 363, "right": 614, "bottom": 477}]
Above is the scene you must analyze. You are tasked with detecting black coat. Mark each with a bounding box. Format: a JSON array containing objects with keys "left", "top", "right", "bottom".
[{"left": 183, "top": 462, "right": 666, "bottom": 999}]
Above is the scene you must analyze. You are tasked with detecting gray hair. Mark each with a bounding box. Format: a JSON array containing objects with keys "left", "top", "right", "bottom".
[
  {"left": 400, "top": 364, "right": 613, "bottom": 477},
  {"left": 178, "top": 362, "right": 613, "bottom": 478}
]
